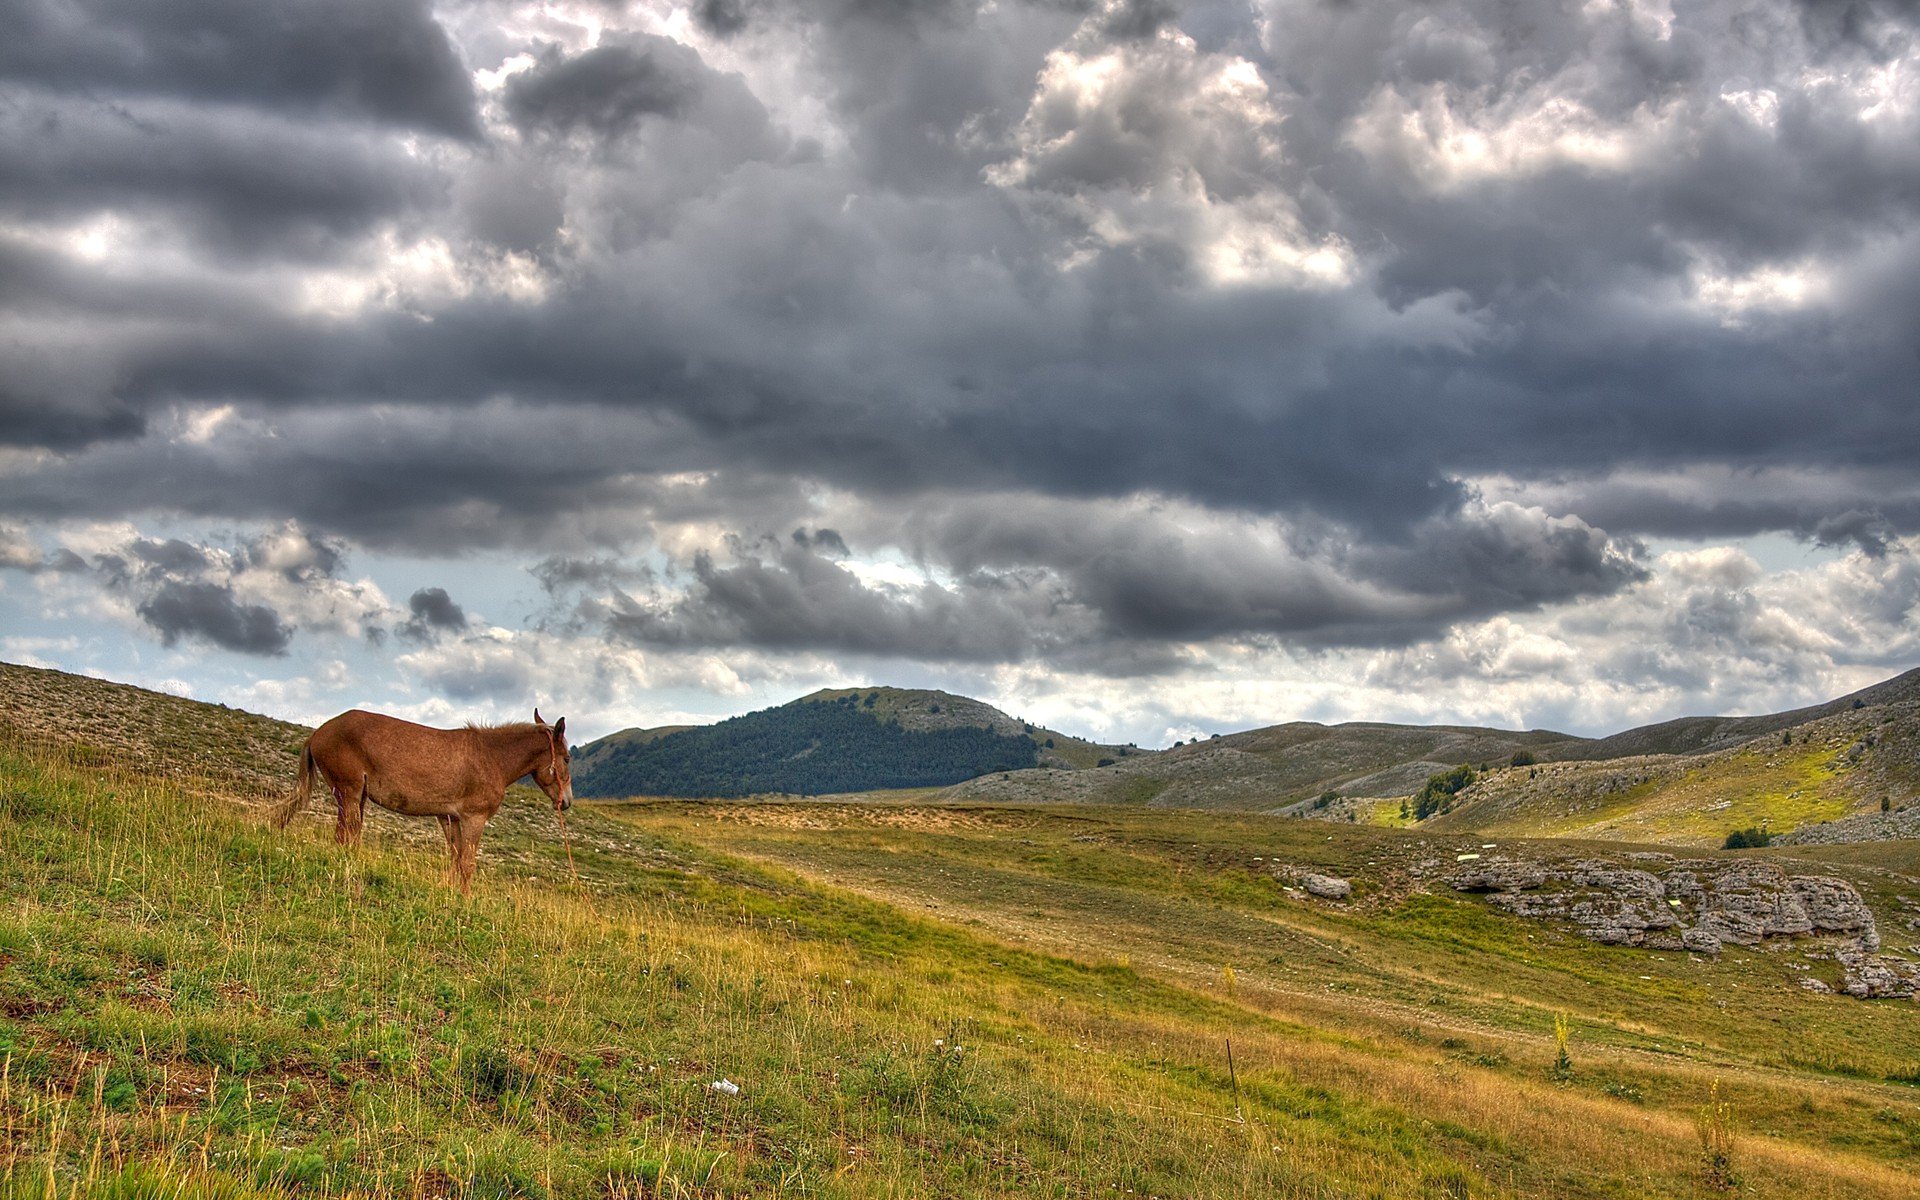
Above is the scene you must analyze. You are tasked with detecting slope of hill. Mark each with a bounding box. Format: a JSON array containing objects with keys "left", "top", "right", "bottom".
[
  {"left": 0, "top": 660, "right": 307, "bottom": 800},
  {"left": 1425, "top": 698, "right": 1920, "bottom": 846},
  {"left": 944, "top": 719, "right": 1582, "bottom": 811},
  {"left": 942, "top": 670, "right": 1920, "bottom": 841},
  {"left": 1552, "top": 667, "right": 1920, "bottom": 761},
  {"left": 573, "top": 686, "right": 1141, "bottom": 799},
  {"left": 4, "top": 662, "right": 1918, "bottom": 1198}
]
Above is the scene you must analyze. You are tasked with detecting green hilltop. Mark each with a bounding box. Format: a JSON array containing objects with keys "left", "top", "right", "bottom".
[{"left": 572, "top": 686, "right": 1141, "bottom": 799}]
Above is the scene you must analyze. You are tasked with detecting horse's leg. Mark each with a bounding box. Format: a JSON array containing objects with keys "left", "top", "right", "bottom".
[
  {"left": 453, "top": 813, "right": 489, "bottom": 897},
  {"left": 331, "top": 779, "right": 354, "bottom": 845},
  {"left": 341, "top": 774, "right": 369, "bottom": 848},
  {"left": 438, "top": 815, "right": 459, "bottom": 884}
]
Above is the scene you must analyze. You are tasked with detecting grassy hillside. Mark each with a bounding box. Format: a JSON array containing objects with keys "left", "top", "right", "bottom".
[
  {"left": 1554, "top": 668, "right": 1920, "bottom": 762},
  {"left": 944, "top": 720, "right": 1580, "bottom": 812},
  {"left": 1424, "top": 700, "right": 1920, "bottom": 847},
  {"left": 2, "top": 663, "right": 1918, "bottom": 1197}
]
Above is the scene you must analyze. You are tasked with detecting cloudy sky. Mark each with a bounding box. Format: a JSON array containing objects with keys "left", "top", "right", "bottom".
[{"left": 3, "top": 0, "right": 1918, "bottom": 746}]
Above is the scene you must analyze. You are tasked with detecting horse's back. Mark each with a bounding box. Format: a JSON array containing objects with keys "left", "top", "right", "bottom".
[
  {"left": 312, "top": 709, "right": 468, "bottom": 769},
  {"left": 308, "top": 710, "right": 476, "bottom": 811}
]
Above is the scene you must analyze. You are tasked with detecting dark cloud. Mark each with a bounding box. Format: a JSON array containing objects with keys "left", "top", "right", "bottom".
[
  {"left": 33, "top": 524, "right": 384, "bottom": 657},
  {"left": 791, "top": 527, "right": 850, "bottom": 556},
  {"left": 0, "top": 95, "right": 446, "bottom": 259},
  {"left": 134, "top": 579, "right": 293, "bottom": 655},
  {"left": 402, "top": 586, "right": 469, "bottom": 641},
  {"left": 694, "top": 0, "right": 753, "bottom": 37},
  {"left": 600, "top": 541, "right": 1061, "bottom": 664},
  {"left": 1812, "top": 509, "right": 1897, "bottom": 557},
  {"left": 1098, "top": 0, "right": 1178, "bottom": 40},
  {"left": 531, "top": 555, "right": 657, "bottom": 595},
  {"left": 0, "top": 0, "right": 478, "bottom": 138},
  {"left": 506, "top": 37, "right": 704, "bottom": 138},
  {"left": 574, "top": 496, "right": 1647, "bottom": 669}
]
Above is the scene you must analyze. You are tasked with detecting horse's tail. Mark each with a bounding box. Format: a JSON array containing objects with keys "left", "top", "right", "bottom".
[{"left": 271, "top": 741, "right": 317, "bottom": 829}]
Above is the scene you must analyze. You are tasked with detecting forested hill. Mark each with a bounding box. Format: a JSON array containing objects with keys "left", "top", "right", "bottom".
[{"left": 572, "top": 693, "right": 1044, "bottom": 798}]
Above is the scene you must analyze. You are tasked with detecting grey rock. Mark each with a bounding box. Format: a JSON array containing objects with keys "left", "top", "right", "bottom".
[
  {"left": 1798, "top": 977, "right": 1834, "bottom": 994},
  {"left": 1447, "top": 858, "right": 1549, "bottom": 892},
  {"left": 1682, "top": 928, "right": 1724, "bottom": 954},
  {"left": 1836, "top": 948, "right": 1919, "bottom": 999},
  {"left": 1300, "top": 873, "right": 1352, "bottom": 900}
]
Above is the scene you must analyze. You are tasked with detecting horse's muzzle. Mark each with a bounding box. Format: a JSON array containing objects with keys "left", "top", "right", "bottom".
[{"left": 558, "top": 786, "right": 574, "bottom": 812}]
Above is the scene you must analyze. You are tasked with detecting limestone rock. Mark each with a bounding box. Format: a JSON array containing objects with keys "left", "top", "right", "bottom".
[
  {"left": 1439, "top": 853, "right": 1912, "bottom": 999},
  {"left": 1836, "top": 948, "right": 1919, "bottom": 999},
  {"left": 1300, "top": 872, "right": 1352, "bottom": 900}
]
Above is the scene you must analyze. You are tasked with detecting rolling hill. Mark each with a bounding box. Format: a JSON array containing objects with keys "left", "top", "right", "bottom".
[
  {"left": 572, "top": 686, "right": 1143, "bottom": 799},
  {"left": 1423, "top": 695, "right": 1920, "bottom": 846},
  {"left": 939, "top": 670, "right": 1920, "bottom": 845},
  {"left": 943, "top": 718, "right": 1584, "bottom": 810}
]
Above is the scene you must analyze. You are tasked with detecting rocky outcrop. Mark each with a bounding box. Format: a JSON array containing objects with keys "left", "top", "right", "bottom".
[
  {"left": 1835, "top": 946, "right": 1920, "bottom": 999},
  {"left": 1774, "top": 804, "right": 1920, "bottom": 846},
  {"left": 1439, "top": 854, "right": 1917, "bottom": 1000}
]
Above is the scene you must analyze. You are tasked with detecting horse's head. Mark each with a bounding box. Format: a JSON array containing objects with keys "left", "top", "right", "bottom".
[{"left": 531, "top": 709, "right": 573, "bottom": 812}]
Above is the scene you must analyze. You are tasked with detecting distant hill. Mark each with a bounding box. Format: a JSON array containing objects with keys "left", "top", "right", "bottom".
[
  {"left": 571, "top": 687, "right": 1141, "bottom": 799},
  {"left": 942, "top": 669, "right": 1920, "bottom": 845},
  {"left": 1548, "top": 667, "right": 1920, "bottom": 761},
  {"left": 1423, "top": 696, "right": 1920, "bottom": 846},
  {"left": 944, "top": 720, "right": 1582, "bottom": 811}
]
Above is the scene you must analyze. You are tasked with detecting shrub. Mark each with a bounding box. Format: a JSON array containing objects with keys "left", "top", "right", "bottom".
[
  {"left": 1509, "top": 750, "right": 1537, "bottom": 768},
  {"left": 1412, "top": 765, "right": 1476, "bottom": 820},
  {"left": 1722, "top": 827, "right": 1771, "bottom": 850}
]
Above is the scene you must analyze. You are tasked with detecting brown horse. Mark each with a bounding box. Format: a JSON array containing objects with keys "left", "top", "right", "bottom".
[{"left": 273, "top": 708, "right": 573, "bottom": 894}]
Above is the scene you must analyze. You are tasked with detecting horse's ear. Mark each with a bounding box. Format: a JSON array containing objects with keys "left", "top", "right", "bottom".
[
  {"left": 533, "top": 709, "right": 545, "bottom": 726},
  {"left": 554, "top": 717, "right": 566, "bottom": 742}
]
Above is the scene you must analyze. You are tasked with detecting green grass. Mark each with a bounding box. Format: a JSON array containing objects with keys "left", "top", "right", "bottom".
[{"left": 2, "top": 729, "right": 1918, "bottom": 1197}]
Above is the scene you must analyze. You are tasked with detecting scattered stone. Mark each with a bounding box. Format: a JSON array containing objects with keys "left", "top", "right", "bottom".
[
  {"left": 1798, "top": 977, "right": 1833, "bottom": 994},
  {"left": 1836, "top": 948, "right": 1919, "bottom": 999}
]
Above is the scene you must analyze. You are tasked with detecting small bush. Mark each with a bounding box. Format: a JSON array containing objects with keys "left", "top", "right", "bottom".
[
  {"left": 1722, "top": 827, "right": 1771, "bottom": 850},
  {"left": 1509, "top": 750, "right": 1536, "bottom": 768}
]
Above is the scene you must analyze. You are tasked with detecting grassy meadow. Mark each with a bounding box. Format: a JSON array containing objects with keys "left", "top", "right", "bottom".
[{"left": 0, "top": 686, "right": 1917, "bottom": 1196}]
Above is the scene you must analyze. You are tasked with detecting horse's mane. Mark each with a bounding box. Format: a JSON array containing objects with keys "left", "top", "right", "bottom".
[{"left": 464, "top": 721, "right": 546, "bottom": 736}]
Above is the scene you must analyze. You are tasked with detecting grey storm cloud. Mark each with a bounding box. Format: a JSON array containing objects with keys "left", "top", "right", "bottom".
[
  {"left": 0, "top": 0, "right": 1917, "bottom": 662},
  {"left": 402, "top": 586, "right": 469, "bottom": 641},
  {"left": 5, "top": 524, "right": 385, "bottom": 657},
  {"left": 599, "top": 541, "right": 1062, "bottom": 665},
  {"left": 506, "top": 37, "right": 706, "bottom": 138},
  {"left": 135, "top": 580, "right": 294, "bottom": 656},
  {"left": 583, "top": 498, "right": 1648, "bottom": 670},
  {"left": 2, "top": 0, "right": 479, "bottom": 137}
]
